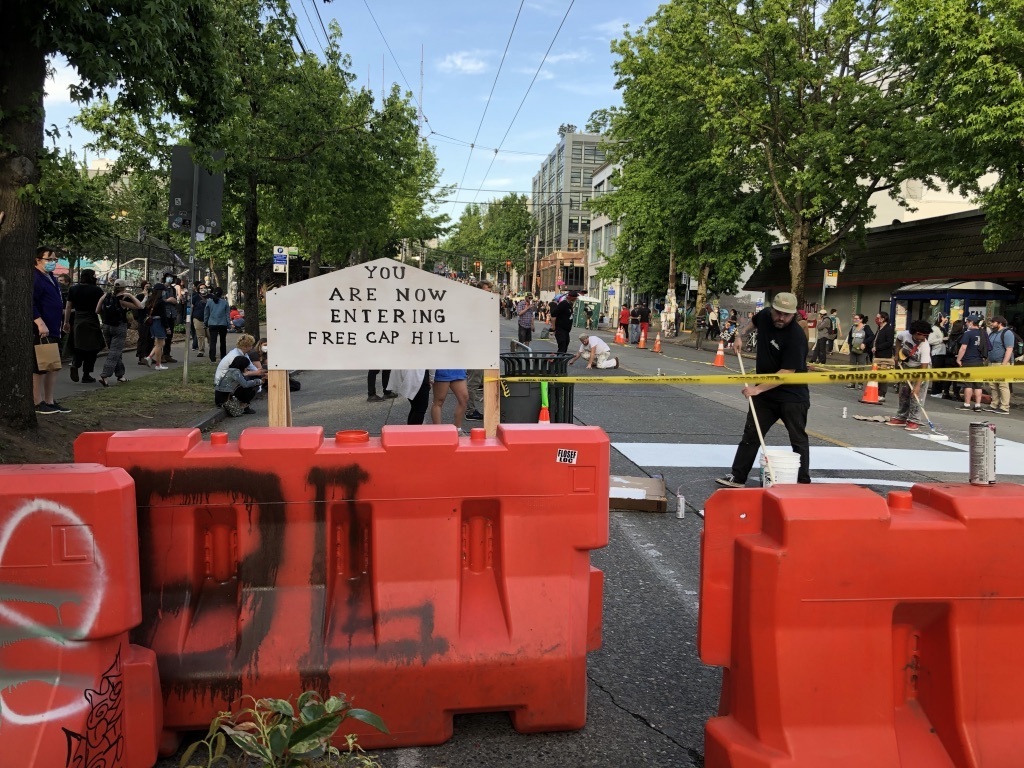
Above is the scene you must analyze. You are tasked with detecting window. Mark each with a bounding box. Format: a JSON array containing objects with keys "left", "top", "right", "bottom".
[
  {"left": 569, "top": 192, "right": 581, "bottom": 209},
  {"left": 568, "top": 216, "right": 581, "bottom": 234},
  {"left": 582, "top": 170, "right": 593, "bottom": 187},
  {"left": 570, "top": 169, "right": 582, "bottom": 185},
  {"left": 583, "top": 144, "right": 596, "bottom": 163},
  {"left": 580, "top": 217, "right": 590, "bottom": 233},
  {"left": 571, "top": 143, "right": 582, "bottom": 162},
  {"left": 594, "top": 147, "right": 606, "bottom": 163}
]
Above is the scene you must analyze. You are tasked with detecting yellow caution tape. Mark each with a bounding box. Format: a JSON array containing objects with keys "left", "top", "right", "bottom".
[{"left": 493, "top": 367, "right": 1024, "bottom": 386}]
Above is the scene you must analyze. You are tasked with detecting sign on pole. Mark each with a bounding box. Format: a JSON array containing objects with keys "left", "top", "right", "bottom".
[
  {"left": 266, "top": 258, "right": 499, "bottom": 370},
  {"left": 272, "top": 245, "right": 287, "bottom": 274},
  {"left": 824, "top": 269, "right": 839, "bottom": 288},
  {"left": 168, "top": 146, "right": 224, "bottom": 235}
]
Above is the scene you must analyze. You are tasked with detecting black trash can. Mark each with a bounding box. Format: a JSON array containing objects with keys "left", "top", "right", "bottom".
[{"left": 499, "top": 352, "right": 575, "bottom": 424}]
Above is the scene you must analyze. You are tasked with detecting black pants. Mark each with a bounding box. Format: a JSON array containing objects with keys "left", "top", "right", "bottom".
[
  {"left": 407, "top": 374, "right": 431, "bottom": 425},
  {"left": 215, "top": 386, "right": 256, "bottom": 406},
  {"left": 72, "top": 349, "right": 100, "bottom": 376},
  {"left": 208, "top": 326, "right": 228, "bottom": 361},
  {"left": 163, "top": 323, "right": 174, "bottom": 358},
  {"left": 730, "top": 397, "right": 811, "bottom": 484},
  {"left": 518, "top": 325, "right": 533, "bottom": 344},
  {"left": 812, "top": 337, "right": 829, "bottom": 364},
  {"left": 930, "top": 354, "right": 953, "bottom": 395},
  {"left": 555, "top": 328, "right": 570, "bottom": 354},
  {"left": 368, "top": 370, "right": 391, "bottom": 396}
]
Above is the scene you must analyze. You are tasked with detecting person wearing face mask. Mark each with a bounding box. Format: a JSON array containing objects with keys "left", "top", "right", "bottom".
[
  {"left": 32, "top": 247, "right": 71, "bottom": 414},
  {"left": 191, "top": 282, "right": 208, "bottom": 357}
]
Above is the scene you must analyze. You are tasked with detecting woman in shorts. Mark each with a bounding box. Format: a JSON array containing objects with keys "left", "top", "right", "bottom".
[{"left": 430, "top": 368, "right": 469, "bottom": 434}]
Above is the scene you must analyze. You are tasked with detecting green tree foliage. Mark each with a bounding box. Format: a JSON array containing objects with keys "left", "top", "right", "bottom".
[
  {"left": 36, "top": 151, "right": 114, "bottom": 257},
  {"left": 1, "top": 0, "right": 231, "bottom": 430},
  {"left": 443, "top": 195, "right": 535, "bottom": 279},
  {"left": 890, "top": 0, "right": 1024, "bottom": 248},
  {"left": 598, "top": 0, "right": 930, "bottom": 305},
  {"left": 700, "top": 0, "right": 928, "bottom": 303},
  {"left": 590, "top": 3, "right": 771, "bottom": 308}
]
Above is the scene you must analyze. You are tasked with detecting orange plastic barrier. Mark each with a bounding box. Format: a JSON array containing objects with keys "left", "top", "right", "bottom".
[
  {"left": 75, "top": 424, "right": 609, "bottom": 750},
  {"left": 0, "top": 464, "right": 161, "bottom": 768},
  {"left": 699, "top": 483, "right": 1024, "bottom": 767}
]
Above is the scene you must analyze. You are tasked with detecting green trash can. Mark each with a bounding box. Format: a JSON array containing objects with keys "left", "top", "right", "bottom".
[{"left": 499, "top": 352, "right": 575, "bottom": 424}]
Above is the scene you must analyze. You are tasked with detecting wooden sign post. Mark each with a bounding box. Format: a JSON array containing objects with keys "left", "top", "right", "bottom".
[{"left": 264, "top": 259, "right": 501, "bottom": 431}]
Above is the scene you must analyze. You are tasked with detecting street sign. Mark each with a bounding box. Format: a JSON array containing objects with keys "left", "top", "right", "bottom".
[
  {"left": 266, "top": 257, "right": 499, "bottom": 370},
  {"left": 168, "top": 146, "right": 225, "bottom": 235},
  {"left": 273, "top": 246, "right": 288, "bottom": 274},
  {"left": 608, "top": 288, "right": 615, "bottom": 296},
  {"left": 824, "top": 269, "right": 839, "bottom": 288}
]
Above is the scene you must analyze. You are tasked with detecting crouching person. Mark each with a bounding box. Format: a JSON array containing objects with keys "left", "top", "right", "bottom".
[
  {"left": 570, "top": 333, "right": 619, "bottom": 369},
  {"left": 215, "top": 356, "right": 264, "bottom": 416}
]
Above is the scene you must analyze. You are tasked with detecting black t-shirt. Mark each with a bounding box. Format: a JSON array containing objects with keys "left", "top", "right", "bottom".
[
  {"left": 552, "top": 299, "right": 575, "bottom": 331},
  {"left": 752, "top": 308, "right": 809, "bottom": 403},
  {"left": 67, "top": 283, "right": 104, "bottom": 314},
  {"left": 638, "top": 306, "right": 651, "bottom": 323}
]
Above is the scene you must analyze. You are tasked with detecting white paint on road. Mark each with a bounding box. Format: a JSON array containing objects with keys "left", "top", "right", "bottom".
[
  {"left": 613, "top": 438, "right": 1024, "bottom": 477},
  {"left": 612, "top": 518, "right": 700, "bottom": 618}
]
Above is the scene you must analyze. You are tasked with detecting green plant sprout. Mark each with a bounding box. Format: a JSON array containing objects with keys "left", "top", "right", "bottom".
[{"left": 180, "top": 690, "right": 387, "bottom": 768}]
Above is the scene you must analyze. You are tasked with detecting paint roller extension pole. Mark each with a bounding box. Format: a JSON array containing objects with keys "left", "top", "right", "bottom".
[{"left": 735, "top": 346, "right": 775, "bottom": 485}]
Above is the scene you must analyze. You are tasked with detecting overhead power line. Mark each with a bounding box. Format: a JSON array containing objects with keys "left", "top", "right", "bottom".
[
  {"left": 361, "top": 0, "right": 432, "bottom": 132},
  {"left": 450, "top": 1, "right": 525, "bottom": 215},
  {"left": 306, "top": 0, "right": 331, "bottom": 47}
]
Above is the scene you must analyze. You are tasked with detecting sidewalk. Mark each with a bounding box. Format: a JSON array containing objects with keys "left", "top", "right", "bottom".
[{"left": 53, "top": 337, "right": 212, "bottom": 405}]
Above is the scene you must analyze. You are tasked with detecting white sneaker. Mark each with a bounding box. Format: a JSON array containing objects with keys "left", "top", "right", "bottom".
[{"left": 154, "top": 365, "right": 169, "bottom": 370}]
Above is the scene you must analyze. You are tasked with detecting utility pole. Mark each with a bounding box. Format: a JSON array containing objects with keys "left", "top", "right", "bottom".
[{"left": 532, "top": 235, "right": 540, "bottom": 296}]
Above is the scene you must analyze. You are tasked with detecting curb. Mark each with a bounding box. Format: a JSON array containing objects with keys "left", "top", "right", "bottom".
[{"left": 191, "top": 406, "right": 227, "bottom": 432}]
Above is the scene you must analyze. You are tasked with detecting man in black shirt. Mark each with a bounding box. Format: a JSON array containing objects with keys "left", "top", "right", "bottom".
[
  {"left": 551, "top": 291, "right": 579, "bottom": 354},
  {"left": 716, "top": 292, "right": 811, "bottom": 487}
]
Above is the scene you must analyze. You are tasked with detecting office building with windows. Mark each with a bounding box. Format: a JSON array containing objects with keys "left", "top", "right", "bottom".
[{"left": 531, "top": 131, "right": 606, "bottom": 262}]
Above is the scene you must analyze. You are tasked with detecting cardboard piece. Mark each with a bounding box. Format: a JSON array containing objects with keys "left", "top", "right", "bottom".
[{"left": 609, "top": 475, "right": 667, "bottom": 513}]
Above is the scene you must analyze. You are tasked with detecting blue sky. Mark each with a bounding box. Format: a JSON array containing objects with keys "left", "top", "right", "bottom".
[{"left": 44, "top": 0, "right": 662, "bottom": 223}]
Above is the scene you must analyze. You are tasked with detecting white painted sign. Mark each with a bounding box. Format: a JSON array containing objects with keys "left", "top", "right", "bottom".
[{"left": 266, "top": 257, "right": 499, "bottom": 370}]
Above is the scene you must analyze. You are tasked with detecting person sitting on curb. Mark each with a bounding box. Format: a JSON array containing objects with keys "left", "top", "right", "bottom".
[
  {"left": 214, "top": 334, "right": 263, "bottom": 390},
  {"left": 215, "top": 355, "right": 264, "bottom": 415},
  {"left": 569, "top": 334, "right": 619, "bottom": 369}
]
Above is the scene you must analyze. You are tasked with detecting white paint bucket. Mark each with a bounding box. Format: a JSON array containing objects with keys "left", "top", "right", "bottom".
[{"left": 760, "top": 449, "right": 801, "bottom": 487}]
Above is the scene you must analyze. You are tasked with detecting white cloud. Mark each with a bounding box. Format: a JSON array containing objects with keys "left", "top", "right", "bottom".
[
  {"left": 515, "top": 67, "right": 555, "bottom": 81},
  {"left": 592, "top": 18, "right": 631, "bottom": 38},
  {"left": 545, "top": 50, "right": 589, "bottom": 65},
  {"left": 45, "top": 56, "right": 80, "bottom": 104},
  {"left": 525, "top": 1, "right": 564, "bottom": 17},
  {"left": 437, "top": 51, "right": 489, "bottom": 75}
]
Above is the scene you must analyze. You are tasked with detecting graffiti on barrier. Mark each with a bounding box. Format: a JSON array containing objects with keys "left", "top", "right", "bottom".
[
  {"left": 0, "top": 499, "right": 108, "bottom": 727},
  {"left": 63, "top": 649, "right": 125, "bottom": 768}
]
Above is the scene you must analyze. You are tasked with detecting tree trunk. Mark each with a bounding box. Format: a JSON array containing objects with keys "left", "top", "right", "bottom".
[
  {"left": 789, "top": 211, "right": 810, "bottom": 306},
  {"left": 242, "top": 172, "right": 261, "bottom": 338},
  {"left": 308, "top": 244, "right": 321, "bottom": 278},
  {"left": 694, "top": 262, "right": 711, "bottom": 325},
  {"left": 0, "top": 10, "right": 47, "bottom": 430},
  {"left": 665, "top": 244, "right": 677, "bottom": 336}
]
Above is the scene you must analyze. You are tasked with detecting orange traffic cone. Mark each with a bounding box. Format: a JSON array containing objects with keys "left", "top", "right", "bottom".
[
  {"left": 651, "top": 332, "right": 662, "bottom": 353},
  {"left": 713, "top": 340, "right": 726, "bottom": 367},
  {"left": 614, "top": 326, "right": 626, "bottom": 345},
  {"left": 860, "top": 364, "right": 880, "bottom": 404},
  {"left": 638, "top": 329, "right": 647, "bottom": 349}
]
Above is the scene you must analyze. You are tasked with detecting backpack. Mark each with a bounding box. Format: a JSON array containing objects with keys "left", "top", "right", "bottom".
[
  {"left": 999, "top": 328, "right": 1024, "bottom": 364},
  {"left": 101, "top": 292, "right": 124, "bottom": 325}
]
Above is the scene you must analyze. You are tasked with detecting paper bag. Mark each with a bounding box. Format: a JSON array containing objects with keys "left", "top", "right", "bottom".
[{"left": 34, "top": 339, "right": 62, "bottom": 372}]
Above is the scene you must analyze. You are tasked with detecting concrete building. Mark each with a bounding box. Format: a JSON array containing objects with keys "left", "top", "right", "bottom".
[{"left": 531, "top": 131, "right": 606, "bottom": 299}]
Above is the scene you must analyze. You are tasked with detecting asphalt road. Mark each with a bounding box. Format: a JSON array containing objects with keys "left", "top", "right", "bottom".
[{"left": 168, "top": 316, "right": 1024, "bottom": 768}]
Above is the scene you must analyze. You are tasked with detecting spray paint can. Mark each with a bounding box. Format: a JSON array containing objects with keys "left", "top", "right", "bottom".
[
  {"left": 676, "top": 487, "right": 685, "bottom": 519},
  {"left": 657, "top": 368, "right": 662, "bottom": 376},
  {"left": 842, "top": 407, "right": 848, "bottom": 419},
  {"left": 968, "top": 421, "right": 996, "bottom": 485}
]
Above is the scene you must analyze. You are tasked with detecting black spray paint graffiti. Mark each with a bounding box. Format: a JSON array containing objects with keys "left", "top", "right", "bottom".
[
  {"left": 63, "top": 649, "right": 125, "bottom": 768},
  {"left": 128, "top": 463, "right": 449, "bottom": 710}
]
